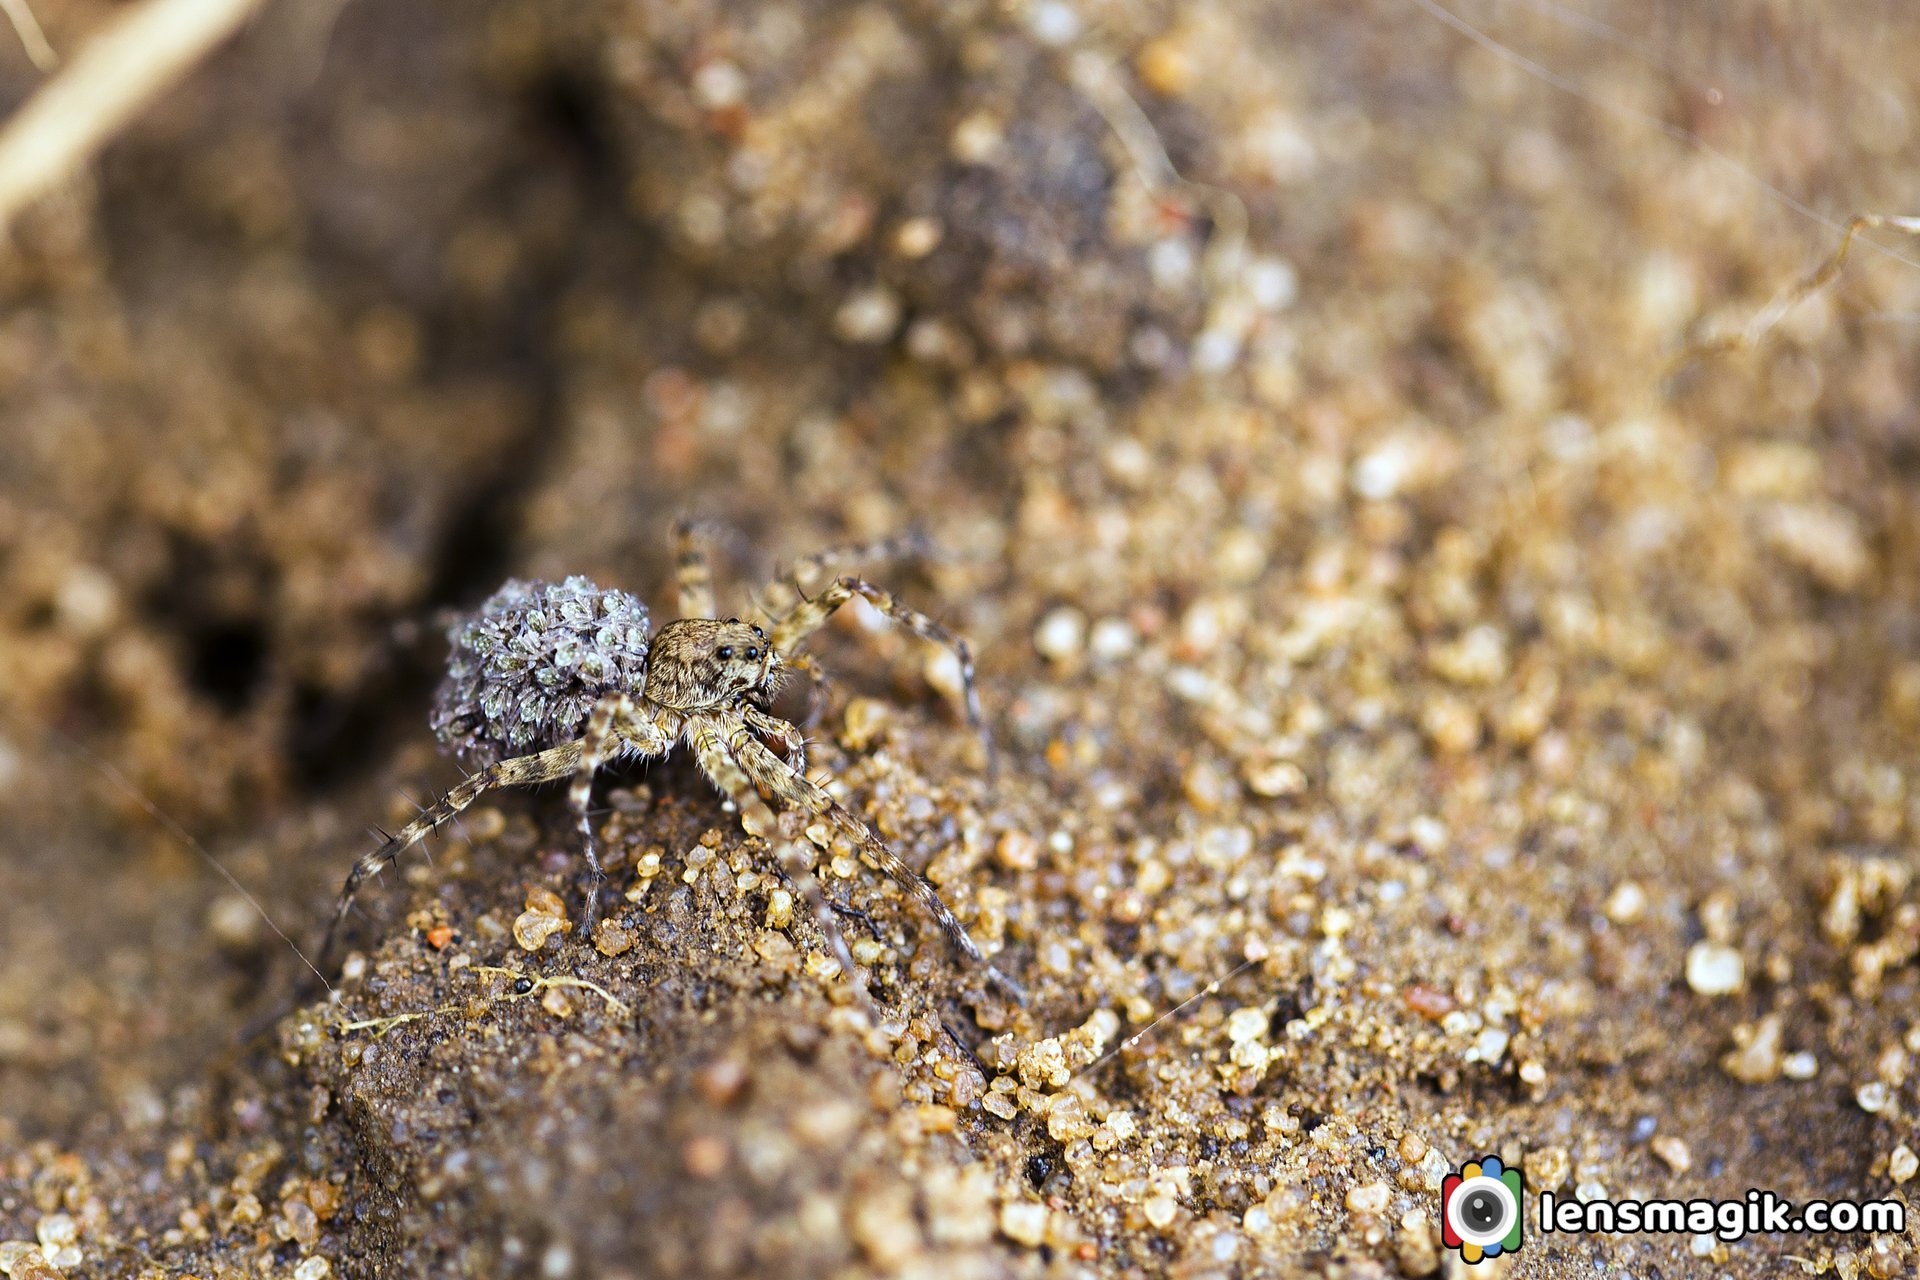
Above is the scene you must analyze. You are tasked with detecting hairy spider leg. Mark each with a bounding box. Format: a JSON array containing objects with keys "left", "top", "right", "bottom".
[
  {"left": 724, "top": 727, "right": 1025, "bottom": 1003},
  {"left": 686, "top": 716, "right": 873, "bottom": 1017},
  {"left": 570, "top": 692, "right": 674, "bottom": 927},
  {"left": 671, "top": 517, "right": 719, "bottom": 619},
  {"left": 777, "top": 529, "right": 937, "bottom": 597},
  {"left": 768, "top": 575, "right": 990, "bottom": 770},
  {"left": 320, "top": 739, "right": 584, "bottom": 970},
  {"left": 741, "top": 703, "right": 807, "bottom": 770}
]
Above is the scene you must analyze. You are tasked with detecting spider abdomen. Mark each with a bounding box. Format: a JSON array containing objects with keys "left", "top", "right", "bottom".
[{"left": 430, "top": 576, "right": 652, "bottom": 764}]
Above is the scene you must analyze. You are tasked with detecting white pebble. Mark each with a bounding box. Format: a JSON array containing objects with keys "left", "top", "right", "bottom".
[
  {"left": 1034, "top": 607, "right": 1087, "bottom": 661},
  {"left": 1026, "top": 1, "right": 1081, "bottom": 46},
  {"left": 1246, "top": 257, "right": 1299, "bottom": 311},
  {"left": 833, "top": 287, "right": 901, "bottom": 345},
  {"left": 1685, "top": 942, "right": 1744, "bottom": 996},
  {"left": 1891, "top": 1144, "right": 1918, "bottom": 1184},
  {"left": 1781, "top": 1051, "right": 1819, "bottom": 1080},
  {"left": 999, "top": 1200, "right": 1048, "bottom": 1246},
  {"left": 691, "top": 61, "right": 746, "bottom": 109}
]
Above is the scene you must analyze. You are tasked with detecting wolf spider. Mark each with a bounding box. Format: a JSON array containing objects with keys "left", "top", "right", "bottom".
[{"left": 319, "top": 523, "right": 1022, "bottom": 1002}]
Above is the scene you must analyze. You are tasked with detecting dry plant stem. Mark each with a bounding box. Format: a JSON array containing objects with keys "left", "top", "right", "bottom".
[
  {"left": 0, "top": 0, "right": 56, "bottom": 72},
  {"left": 337, "top": 965, "right": 632, "bottom": 1038},
  {"left": 0, "top": 0, "right": 258, "bottom": 231},
  {"left": 1677, "top": 213, "right": 1920, "bottom": 368},
  {"left": 1064, "top": 48, "right": 1248, "bottom": 288}
]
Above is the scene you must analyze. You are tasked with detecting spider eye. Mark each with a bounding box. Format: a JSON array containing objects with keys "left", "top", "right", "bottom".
[
  {"left": 717, "top": 646, "right": 733, "bottom": 660},
  {"left": 751, "top": 624, "right": 765, "bottom": 637},
  {"left": 744, "top": 647, "right": 759, "bottom": 660}
]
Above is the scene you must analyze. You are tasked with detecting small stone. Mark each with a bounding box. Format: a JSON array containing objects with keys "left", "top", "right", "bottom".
[
  {"left": 1891, "top": 1144, "right": 1918, "bottom": 1184},
  {"left": 1226, "top": 1007, "right": 1269, "bottom": 1044},
  {"left": 1135, "top": 35, "right": 1194, "bottom": 96},
  {"left": 950, "top": 112, "right": 1003, "bottom": 163},
  {"left": 1651, "top": 1136, "right": 1693, "bottom": 1173},
  {"left": 0, "top": 1245, "right": 61, "bottom": 1280},
  {"left": 996, "top": 830, "right": 1041, "bottom": 872},
  {"left": 1525, "top": 1146, "right": 1570, "bottom": 1191},
  {"left": 690, "top": 60, "right": 746, "bottom": 109},
  {"left": 282, "top": 1199, "right": 319, "bottom": 1248},
  {"left": 1858, "top": 1081, "right": 1893, "bottom": 1114},
  {"left": 765, "top": 888, "right": 794, "bottom": 930},
  {"left": 513, "top": 885, "right": 569, "bottom": 951},
  {"left": 1045, "top": 1094, "right": 1094, "bottom": 1142},
  {"left": 892, "top": 217, "right": 943, "bottom": 258},
  {"left": 1245, "top": 758, "right": 1307, "bottom": 798},
  {"left": 1420, "top": 693, "right": 1480, "bottom": 753},
  {"left": 1604, "top": 880, "right": 1647, "bottom": 924},
  {"left": 1721, "top": 1013, "right": 1784, "bottom": 1084},
  {"left": 833, "top": 286, "right": 901, "bottom": 344},
  {"left": 1143, "top": 1194, "right": 1179, "bottom": 1230},
  {"left": 208, "top": 895, "right": 263, "bottom": 950},
  {"left": 999, "top": 1200, "right": 1048, "bottom": 1247},
  {"left": 1686, "top": 941, "right": 1744, "bottom": 995},
  {"left": 32, "top": 1219, "right": 73, "bottom": 1251},
  {"left": 540, "top": 986, "right": 572, "bottom": 1017},
  {"left": 1396, "top": 1208, "right": 1441, "bottom": 1276},
  {"left": 1088, "top": 617, "right": 1137, "bottom": 660},
  {"left": 1762, "top": 501, "right": 1870, "bottom": 592},
  {"left": 683, "top": 1135, "right": 730, "bottom": 1178},
  {"left": 980, "top": 1091, "right": 1017, "bottom": 1120},
  {"left": 1025, "top": 0, "right": 1079, "bottom": 45},
  {"left": 1347, "top": 1182, "right": 1391, "bottom": 1215},
  {"left": 923, "top": 1166, "right": 995, "bottom": 1245},
  {"left": 841, "top": 697, "right": 892, "bottom": 750},
  {"left": 850, "top": 1185, "right": 920, "bottom": 1269},
  {"left": 294, "top": 1259, "right": 332, "bottom": 1280},
  {"left": 1782, "top": 1051, "right": 1819, "bottom": 1080},
  {"left": 1034, "top": 607, "right": 1087, "bottom": 662},
  {"left": 695, "top": 1057, "right": 749, "bottom": 1107},
  {"left": 514, "top": 909, "right": 568, "bottom": 952},
  {"left": 591, "top": 919, "right": 633, "bottom": 957},
  {"left": 1403, "top": 985, "right": 1455, "bottom": 1021}
]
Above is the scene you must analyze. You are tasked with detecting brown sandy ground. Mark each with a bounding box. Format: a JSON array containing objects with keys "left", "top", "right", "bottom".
[{"left": 4, "top": 1, "right": 1920, "bottom": 1277}]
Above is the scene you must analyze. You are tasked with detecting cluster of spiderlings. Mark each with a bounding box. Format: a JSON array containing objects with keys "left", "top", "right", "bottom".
[{"left": 429, "top": 576, "right": 653, "bottom": 765}]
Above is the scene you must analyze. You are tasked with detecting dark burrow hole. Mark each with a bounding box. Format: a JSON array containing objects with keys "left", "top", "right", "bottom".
[{"left": 186, "top": 619, "right": 268, "bottom": 713}]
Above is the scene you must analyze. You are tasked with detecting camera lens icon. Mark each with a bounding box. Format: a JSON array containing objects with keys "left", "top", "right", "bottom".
[
  {"left": 1448, "top": 1176, "right": 1516, "bottom": 1245},
  {"left": 1441, "top": 1156, "right": 1524, "bottom": 1262}
]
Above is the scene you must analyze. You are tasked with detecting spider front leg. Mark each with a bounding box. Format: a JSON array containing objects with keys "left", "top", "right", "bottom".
[
  {"left": 570, "top": 693, "right": 672, "bottom": 927},
  {"left": 723, "top": 725, "right": 1026, "bottom": 1002},
  {"left": 777, "top": 529, "right": 936, "bottom": 598},
  {"left": 768, "top": 575, "right": 991, "bottom": 770},
  {"left": 671, "top": 517, "right": 719, "bottom": 619},
  {"left": 741, "top": 702, "right": 807, "bottom": 770},
  {"left": 686, "top": 718, "right": 874, "bottom": 1017},
  {"left": 320, "top": 740, "right": 584, "bottom": 972}
]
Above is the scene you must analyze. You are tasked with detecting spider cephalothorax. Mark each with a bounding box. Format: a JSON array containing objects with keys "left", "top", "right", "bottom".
[{"left": 322, "top": 526, "right": 1020, "bottom": 1003}]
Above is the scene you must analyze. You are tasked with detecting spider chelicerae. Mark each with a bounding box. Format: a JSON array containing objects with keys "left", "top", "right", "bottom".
[{"left": 320, "top": 523, "right": 1023, "bottom": 1002}]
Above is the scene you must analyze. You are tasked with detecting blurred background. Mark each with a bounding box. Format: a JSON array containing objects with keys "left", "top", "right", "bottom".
[{"left": 2, "top": 0, "right": 1920, "bottom": 1275}]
